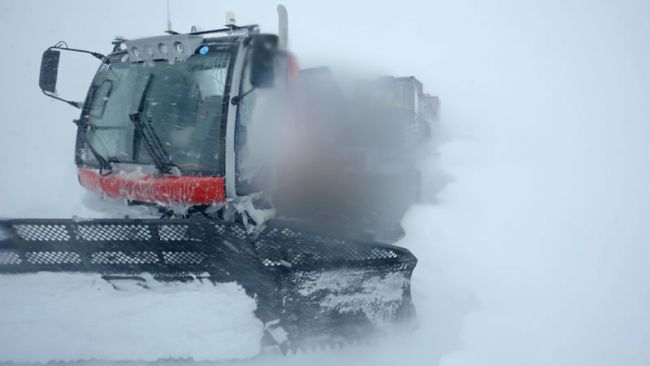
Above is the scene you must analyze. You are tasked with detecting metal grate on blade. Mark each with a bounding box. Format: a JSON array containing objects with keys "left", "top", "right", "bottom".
[
  {"left": 310, "top": 244, "right": 397, "bottom": 262},
  {"left": 262, "top": 258, "right": 283, "bottom": 267},
  {"left": 369, "top": 248, "right": 398, "bottom": 259},
  {"left": 163, "top": 251, "right": 205, "bottom": 264},
  {"left": 76, "top": 224, "right": 152, "bottom": 241},
  {"left": 91, "top": 251, "right": 159, "bottom": 264},
  {"left": 256, "top": 229, "right": 403, "bottom": 266},
  {"left": 0, "top": 250, "right": 21, "bottom": 265},
  {"left": 214, "top": 223, "right": 226, "bottom": 235},
  {"left": 26, "top": 251, "right": 81, "bottom": 264},
  {"left": 230, "top": 225, "right": 247, "bottom": 239},
  {"left": 286, "top": 246, "right": 355, "bottom": 263},
  {"left": 280, "top": 228, "right": 301, "bottom": 238},
  {"left": 158, "top": 225, "right": 198, "bottom": 241},
  {"left": 14, "top": 224, "right": 70, "bottom": 241}
]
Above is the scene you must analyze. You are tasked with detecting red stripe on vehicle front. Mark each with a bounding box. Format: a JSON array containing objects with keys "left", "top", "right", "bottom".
[{"left": 78, "top": 168, "right": 226, "bottom": 205}]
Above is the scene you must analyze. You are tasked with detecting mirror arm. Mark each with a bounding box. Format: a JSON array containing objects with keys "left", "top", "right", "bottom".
[
  {"left": 49, "top": 45, "right": 108, "bottom": 63},
  {"left": 89, "top": 52, "right": 107, "bottom": 62},
  {"left": 41, "top": 89, "right": 82, "bottom": 109}
]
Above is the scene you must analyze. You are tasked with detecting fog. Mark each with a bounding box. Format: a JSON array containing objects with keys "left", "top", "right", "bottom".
[{"left": 1, "top": 0, "right": 649, "bottom": 365}]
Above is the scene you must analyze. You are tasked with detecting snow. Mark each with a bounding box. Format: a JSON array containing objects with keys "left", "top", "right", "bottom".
[
  {"left": 0, "top": 273, "right": 263, "bottom": 362},
  {"left": 1, "top": 0, "right": 650, "bottom": 365}
]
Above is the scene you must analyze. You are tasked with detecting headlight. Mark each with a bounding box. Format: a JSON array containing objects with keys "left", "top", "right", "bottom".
[{"left": 174, "top": 41, "right": 184, "bottom": 53}]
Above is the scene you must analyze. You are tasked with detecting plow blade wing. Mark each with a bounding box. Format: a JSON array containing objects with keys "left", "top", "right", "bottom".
[{"left": 0, "top": 218, "right": 417, "bottom": 355}]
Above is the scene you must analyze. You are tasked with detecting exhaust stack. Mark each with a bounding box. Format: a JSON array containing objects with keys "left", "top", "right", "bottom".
[{"left": 277, "top": 4, "right": 288, "bottom": 49}]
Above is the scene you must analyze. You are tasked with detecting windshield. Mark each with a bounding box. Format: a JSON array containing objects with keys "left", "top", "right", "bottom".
[{"left": 80, "top": 44, "right": 234, "bottom": 174}]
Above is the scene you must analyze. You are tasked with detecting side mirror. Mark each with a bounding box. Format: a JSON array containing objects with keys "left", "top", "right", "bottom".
[
  {"left": 38, "top": 44, "right": 106, "bottom": 109},
  {"left": 250, "top": 35, "right": 279, "bottom": 88},
  {"left": 39, "top": 49, "right": 60, "bottom": 94}
]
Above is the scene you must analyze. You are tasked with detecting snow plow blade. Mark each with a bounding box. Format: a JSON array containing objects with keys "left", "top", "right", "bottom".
[{"left": 0, "top": 218, "right": 417, "bottom": 353}]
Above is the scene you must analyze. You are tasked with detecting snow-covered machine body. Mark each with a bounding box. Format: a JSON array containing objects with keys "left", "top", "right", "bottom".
[{"left": 0, "top": 6, "right": 431, "bottom": 360}]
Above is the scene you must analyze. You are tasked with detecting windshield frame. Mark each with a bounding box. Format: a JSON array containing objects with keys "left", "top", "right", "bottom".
[{"left": 75, "top": 39, "right": 240, "bottom": 177}]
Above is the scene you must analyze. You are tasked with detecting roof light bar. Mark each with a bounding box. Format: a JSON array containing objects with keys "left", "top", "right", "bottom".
[{"left": 124, "top": 34, "right": 203, "bottom": 63}]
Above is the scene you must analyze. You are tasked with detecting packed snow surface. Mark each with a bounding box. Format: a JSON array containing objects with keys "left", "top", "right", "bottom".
[{"left": 0, "top": 273, "right": 263, "bottom": 362}]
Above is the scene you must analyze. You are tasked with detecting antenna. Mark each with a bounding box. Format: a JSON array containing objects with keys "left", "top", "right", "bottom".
[{"left": 166, "top": 0, "right": 173, "bottom": 33}]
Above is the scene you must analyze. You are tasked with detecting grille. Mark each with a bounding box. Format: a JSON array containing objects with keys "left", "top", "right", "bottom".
[
  {"left": 0, "top": 219, "right": 415, "bottom": 274},
  {"left": 255, "top": 226, "right": 401, "bottom": 266},
  {"left": 262, "top": 258, "right": 283, "bottom": 267},
  {"left": 26, "top": 251, "right": 81, "bottom": 264},
  {"left": 76, "top": 224, "right": 152, "bottom": 241},
  {"left": 230, "top": 225, "right": 247, "bottom": 239},
  {"left": 214, "top": 223, "right": 226, "bottom": 235},
  {"left": 281, "top": 228, "right": 301, "bottom": 238},
  {"left": 0, "top": 251, "right": 21, "bottom": 265},
  {"left": 159, "top": 225, "right": 193, "bottom": 241},
  {"left": 369, "top": 248, "right": 398, "bottom": 259},
  {"left": 91, "top": 251, "right": 159, "bottom": 265},
  {"left": 14, "top": 224, "right": 70, "bottom": 241}
]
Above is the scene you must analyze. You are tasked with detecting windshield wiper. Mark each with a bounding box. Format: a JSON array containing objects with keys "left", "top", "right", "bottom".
[
  {"left": 129, "top": 75, "right": 175, "bottom": 175},
  {"left": 231, "top": 87, "right": 255, "bottom": 105},
  {"left": 86, "top": 142, "right": 114, "bottom": 175},
  {"left": 74, "top": 119, "right": 114, "bottom": 175}
]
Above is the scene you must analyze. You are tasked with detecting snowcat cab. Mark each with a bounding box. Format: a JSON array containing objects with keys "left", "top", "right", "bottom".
[
  {"left": 40, "top": 25, "right": 288, "bottom": 212},
  {"left": 39, "top": 21, "right": 429, "bottom": 242}
]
